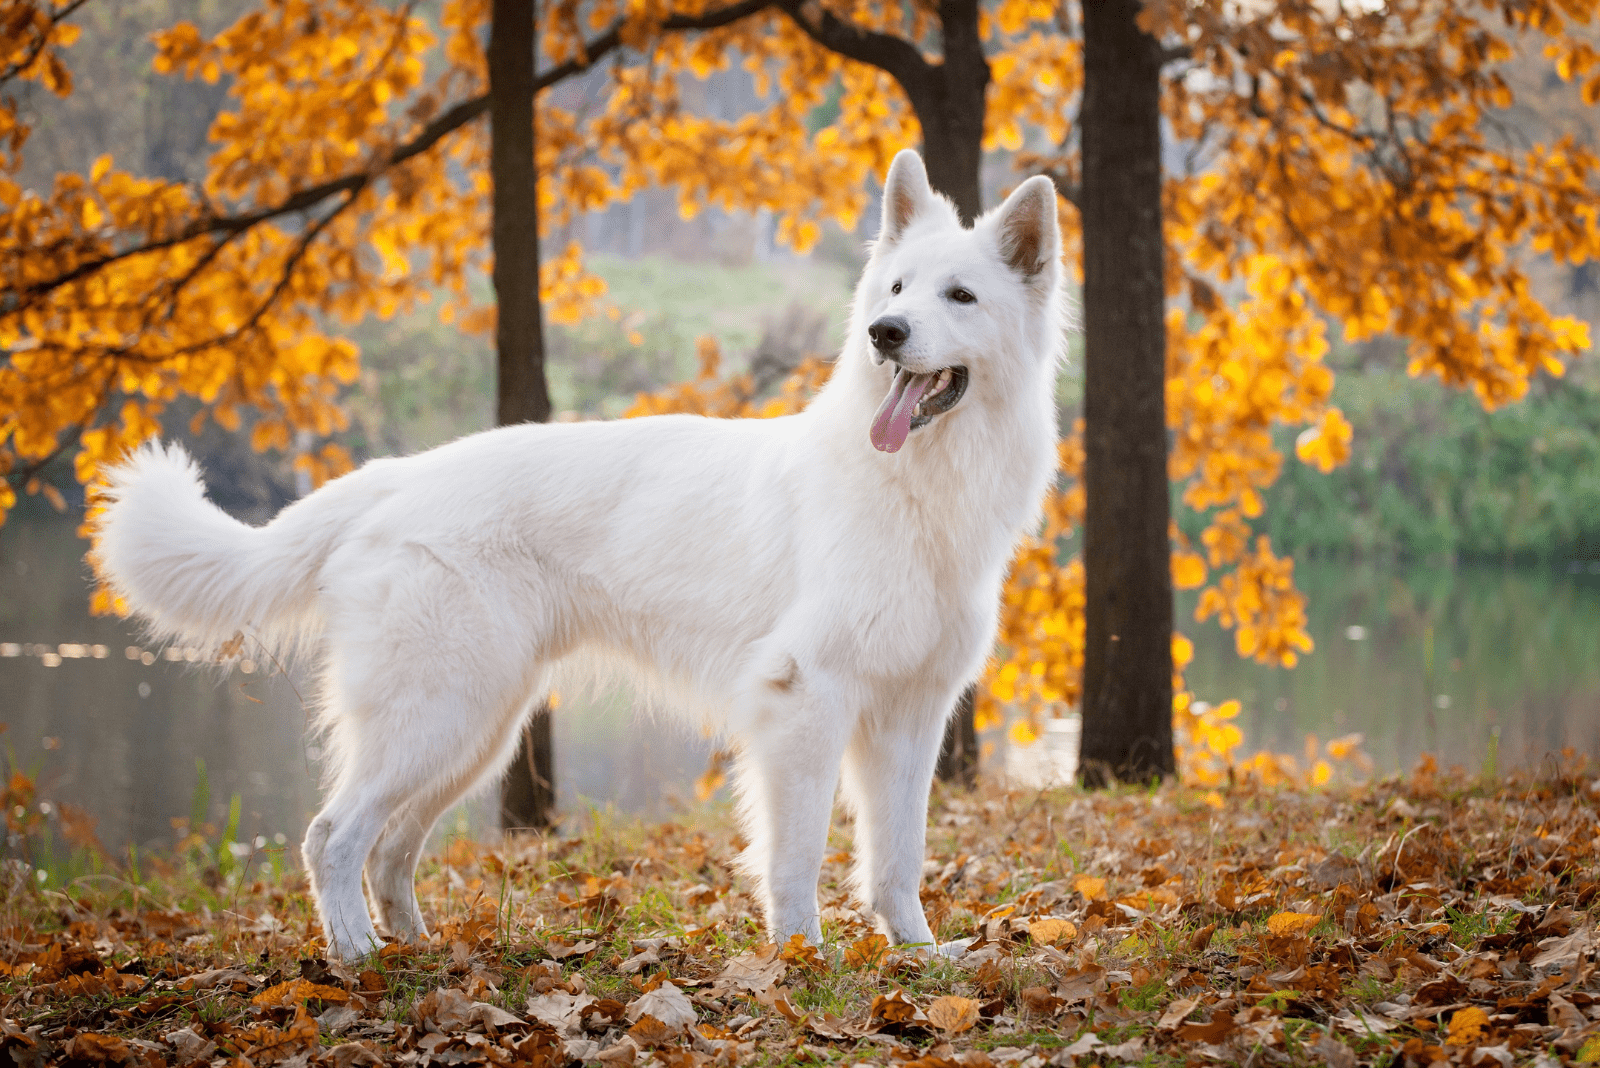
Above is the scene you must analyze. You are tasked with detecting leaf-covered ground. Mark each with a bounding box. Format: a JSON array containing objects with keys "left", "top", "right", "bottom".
[{"left": 5, "top": 759, "right": 1599, "bottom": 1068}]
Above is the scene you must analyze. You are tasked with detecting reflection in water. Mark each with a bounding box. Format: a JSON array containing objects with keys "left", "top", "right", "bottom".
[
  {"left": 0, "top": 515, "right": 713, "bottom": 852},
  {"left": 1179, "top": 559, "right": 1600, "bottom": 775},
  {"left": 5, "top": 514, "right": 1596, "bottom": 849}
]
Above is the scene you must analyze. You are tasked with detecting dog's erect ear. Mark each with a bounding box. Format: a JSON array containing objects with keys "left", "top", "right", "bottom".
[
  {"left": 879, "top": 149, "right": 937, "bottom": 246},
  {"left": 995, "top": 175, "right": 1061, "bottom": 281}
]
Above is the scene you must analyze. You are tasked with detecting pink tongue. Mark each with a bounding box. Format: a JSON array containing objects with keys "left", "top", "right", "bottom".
[{"left": 870, "top": 369, "right": 935, "bottom": 453}]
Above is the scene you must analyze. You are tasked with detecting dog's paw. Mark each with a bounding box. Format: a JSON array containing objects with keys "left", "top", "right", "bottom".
[{"left": 934, "top": 938, "right": 974, "bottom": 960}]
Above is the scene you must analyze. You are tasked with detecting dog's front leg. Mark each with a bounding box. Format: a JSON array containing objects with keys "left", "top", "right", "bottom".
[
  {"left": 732, "top": 663, "right": 854, "bottom": 946},
  {"left": 840, "top": 708, "right": 947, "bottom": 950}
]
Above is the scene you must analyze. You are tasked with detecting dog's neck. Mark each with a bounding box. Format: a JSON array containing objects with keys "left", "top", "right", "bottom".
[{"left": 803, "top": 345, "right": 1061, "bottom": 559}]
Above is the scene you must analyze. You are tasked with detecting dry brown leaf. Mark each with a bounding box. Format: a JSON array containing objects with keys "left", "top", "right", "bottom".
[
  {"left": 546, "top": 938, "right": 599, "bottom": 960},
  {"left": 66, "top": 1034, "right": 132, "bottom": 1063},
  {"left": 1190, "top": 922, "right": 1217, "bottom": 951},
  {"left": 926, "top": 996, "right": 980, "bottom": 1034},
  {"left": 1018, "top": 986, "right": 1064, "bottom": 1017},
  {"left": 712, "top": 943, "right": 787, "bottom": 996},
  {"left": 323, "top": 1043, "right": 384, "bottom": 1068},
  {"left": 416, "top": 987, "right": 476, "bottom": 1032},
  {"left": 869, "top": 989, "right": 926, "bottom": 1029},
  {"left": 526, "top": 990, "right": 597, "bottom": 1035},
  {"left": 1156, "top": 997, "right": 1200, "bottom": 1031},
  {"left": 624, "top": 982, "right": 697, "bottom": 1032},
  {"left": 625, "top": 1014, "right": 676, "bottom": 1049},
  {"left": 1177, "top": 1011, "right": 1235, "bottom": 1043}
]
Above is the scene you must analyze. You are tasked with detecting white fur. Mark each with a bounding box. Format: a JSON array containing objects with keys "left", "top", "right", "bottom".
[{"left": 95, "top": 152, "right": 1065, "bottom": 959}]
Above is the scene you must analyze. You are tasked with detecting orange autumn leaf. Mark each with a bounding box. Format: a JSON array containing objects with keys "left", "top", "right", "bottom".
[
  {"left": 926, "top": 995, "right": 981, "bottom": 1035},
  {"left": 1445, "top": 1006, "right": 1492, "bottom": 1047},
  {"left": 1265, "top": 911, "right": 1321, "bottom": 937},
  {"left": 1072, "top": 875, "right": 1107, "bottom": 902}
]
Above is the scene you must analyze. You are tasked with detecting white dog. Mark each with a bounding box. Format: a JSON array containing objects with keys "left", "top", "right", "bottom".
[{"left": 95, "top": 150, "right": 1065, "bottom": 959}]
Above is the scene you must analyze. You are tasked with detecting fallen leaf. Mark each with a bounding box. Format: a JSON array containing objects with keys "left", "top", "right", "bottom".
[
  {"left": 1532, "top": 928, "right": 1592, "bottom": 973},
  {"left": 713, "top": 943, "right": 787, "bottom": 996},
  {"left": 323, "top": 1043, "right": 384, "bottom": 1068},
  {"left": 779, "top": 932, "right": 825, "bottom": 971},
  {"left": 1157, "top": 997, "right": 1200, "bottom": 1031},
  {"left": 624, "top": 982, "right": 697, "bottom": 1032},
  {"left": 625, "top": 1014, "right": 676, "bottom": 1048},
  {"left": 1058, "top": 1031, "right": 1102, "bottom": 1058},
  {"left": 1072, "top": 875, "right": 1107, "bottom": 901},
  {"left": 1177, "top": 1011, "right": 1235, "bottom": 1043},
  {"left": 179, "top": 968, "right": 255, "bottom": 992},
  {"left": 1053, "top": 964, "right": 1107, "bottom": 1004},
  {"left": 546, "top": 938, "right": 598, "bottom": 960},
  {"left": 252, "top": 978, "right": 349, "bottom": 1007},
  {"left": 1332, "top": 1008, "right": 1402, "bottom": 1035},
  {"left": 526, "top": 991, "right": 597, "bottom": 1036},
  {"left": 844, "top": 933, "right": 889, "bottom": 970},
  {"left": 1265, "top": 911, "right": 1321, "bottom": 937},
  {"left": 1101, "top": 1037, "right": 1145, "bottom": 1060},
  {"left": 869, "top": 989, "right": 926, "bottom": 1029},
  {"left": 1309, "top": 1035, "right": 1356, "bottom": 1068},
  {"left": 163, "top": 1028, "right": 216, "bottom": 1062},
  {"left": 416, "top": 987, "right": 476, "bottom": 1032},
  {"left": 1445, "top": 1006, "right": 1491, "bottom": 1047},
  {"left": 466, "top": 1002, "right": 525, "bottom": 1032},
  {"left": 1027, "top": 917, "right": 1075, "bottom": 945},
  {"left": 1018, "top": 985, "right": 1064, "bottom": 1017},
  {"left": 926, "top": 996, "right": 979, "bottom": 1034},
  {"left": 67, "top": 1034, "right": 131, "bottom": 1063},
  {"left": 1190, "top": 922, "right": 1217, "bottom": 951},
  {"left": 1549, "top": 992, "right": 1587, "bottom": 1029}
]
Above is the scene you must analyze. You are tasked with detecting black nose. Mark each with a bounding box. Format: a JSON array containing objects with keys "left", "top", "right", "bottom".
[{"left": 867, "top": 316, "right": 910, "bottom": 351}]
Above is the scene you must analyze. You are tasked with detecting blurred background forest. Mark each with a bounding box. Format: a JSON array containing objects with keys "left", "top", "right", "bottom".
[{"left": 2, "top": 0, "right": 1598, "bottom": 853}]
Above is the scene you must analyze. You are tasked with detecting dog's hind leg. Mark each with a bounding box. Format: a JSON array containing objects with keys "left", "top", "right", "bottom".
[
  {"left": 839, "top": 707, "right": 947, "bottom": 950},
  {"left": 365, "top": 693, "right": 542, "bottom": 941},
  {"left": 305, "top": 666, "right": 543, "bottom": 959}
]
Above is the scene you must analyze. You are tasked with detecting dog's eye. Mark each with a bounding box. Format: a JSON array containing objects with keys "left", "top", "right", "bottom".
[
  {"left": 948, "top": 287, "right": 976, "bottom": 304},
  {"left": 891, "top": 281, "right": 902, "bottom": 295}
]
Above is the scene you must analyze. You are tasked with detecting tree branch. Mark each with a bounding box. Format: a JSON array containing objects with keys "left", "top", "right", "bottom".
[
  {"left": 0, "top": 0, "right": 95, "bottom": 87},
  {"left": 773, "top": 0, "right": 933, "bottom": 97},
  {"left": 12, "top": 0, "right": 777, "bottom": 303}
]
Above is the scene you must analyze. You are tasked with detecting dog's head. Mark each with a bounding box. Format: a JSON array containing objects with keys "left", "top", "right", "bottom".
[{"left": 856, "top": 150, "right": 1063, "bottom": 454}]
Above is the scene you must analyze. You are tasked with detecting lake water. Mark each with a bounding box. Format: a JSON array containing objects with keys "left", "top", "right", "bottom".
[{"left": 3, "top": 512, "right": 1597, "bottom": 853}]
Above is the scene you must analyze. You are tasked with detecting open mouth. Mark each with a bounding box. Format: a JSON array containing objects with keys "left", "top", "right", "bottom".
[{"left": 870, "top": 365, "right": 969, "bottom": 453}]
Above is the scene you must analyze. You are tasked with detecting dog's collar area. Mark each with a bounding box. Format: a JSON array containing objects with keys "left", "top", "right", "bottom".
[{"left": 908, "top": 365, "right": 968, "bottom": 431}]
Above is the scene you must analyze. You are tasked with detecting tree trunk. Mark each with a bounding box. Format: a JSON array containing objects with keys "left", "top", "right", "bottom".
[
  {"left": 920, "top": 0, "right": 988, "bottom": 227},
  {"left": 934, "top": 688, "right": 979, "bottom": 787},
  {"left": 490, "top": 0, "right": 556, "bottom": 830},
  {"left": 1077, "top": 0, "right": 1175, "bottom": 786}
]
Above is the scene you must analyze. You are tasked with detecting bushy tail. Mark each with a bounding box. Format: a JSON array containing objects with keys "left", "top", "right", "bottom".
[{"left": 96, "top": 441, "right": 360, "bottom": 657}]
